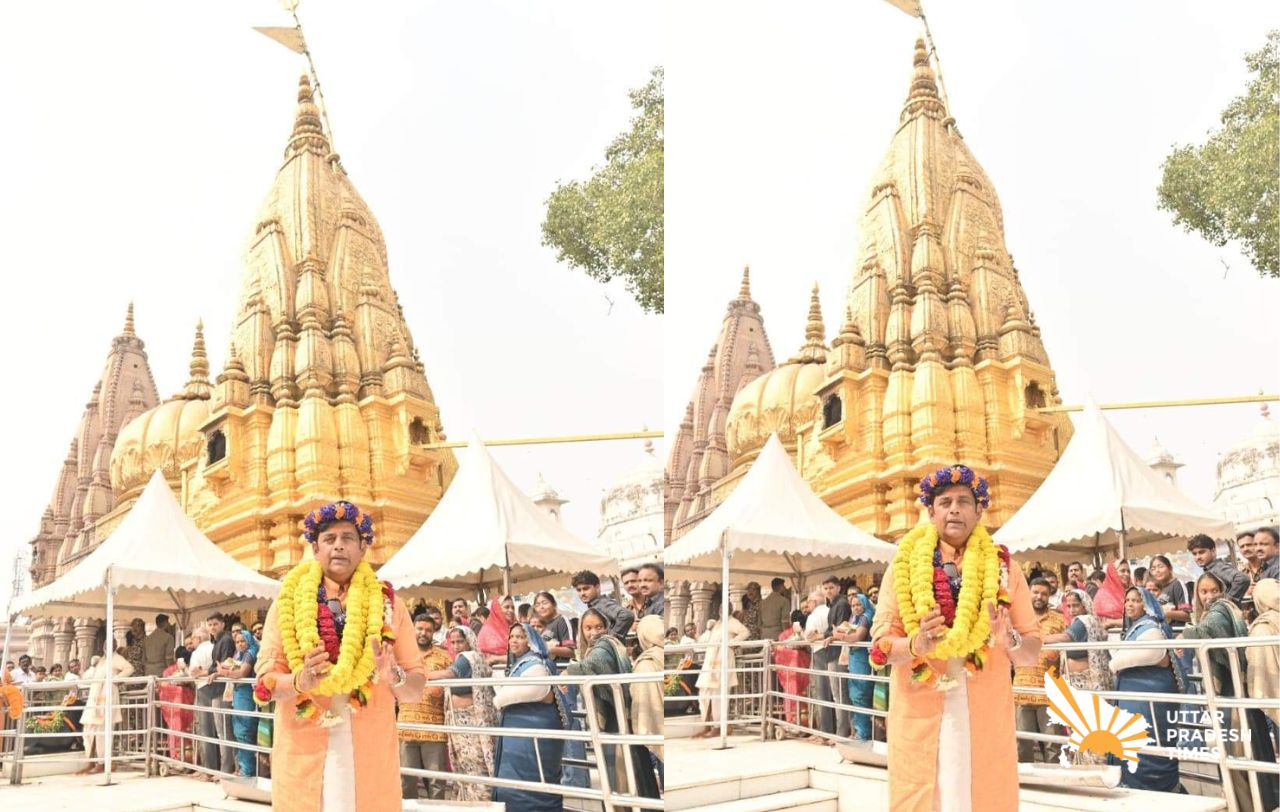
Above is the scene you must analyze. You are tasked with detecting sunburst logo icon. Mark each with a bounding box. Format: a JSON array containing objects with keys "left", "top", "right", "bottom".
[{"left": 1043, "top": 668, "right": 1152, "bottom": 770}]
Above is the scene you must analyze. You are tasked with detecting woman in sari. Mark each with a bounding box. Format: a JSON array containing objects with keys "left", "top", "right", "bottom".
[
  {"left": 1093, "top": 561, "right": 1129, "bottom": 627},
  {"left": 427, "top": 624, "right": 497, "bottom": 801},
  {"left": 157, "top": 659, "right": 195, "bottom": 769},
  {"left": 1179, "top": 572, "right": 1279, "bottom": 811},
  {"left": 492, "top": 624, "right": 571, "bottom": 811},
  {"left": 216, "top": 627, "right": 258, "bottom": 777},
  {"left": 1044, "top": 589, "right": 1113, "bottom": 765},
  {"left": 1109, "top": 586, "right": 1183, "bottom": 792},
  {"left": 845, "top": 592, "right": 876, "bottom": 741},
  {"left": 566, "top": 608, "right": 662, "bottom": 803},
  {"left": 478, "top": 596, "right": 515, "bottom": 666},
  {"left": 632, "top": 616, "right": 665, "bottom": 785},
  {"left": 774, "top": 608, "right": 811, "bottom": 732}
]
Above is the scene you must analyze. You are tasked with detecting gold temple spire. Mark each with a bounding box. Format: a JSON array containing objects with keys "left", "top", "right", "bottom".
[
  {"left": 738, "top": 265, "right": 752, "bottom": 300},
  {"left": 123, "top": 301, "right": 136, "bottom": 337},
  {"left": 788, "top": 283, "right": 828, "bottom": 364},
  {"left": 902, "top": 36, "right": 948, "bottom": 123},
  {"left": 183, "top": 319, "right": 212, "bottom": 398}
]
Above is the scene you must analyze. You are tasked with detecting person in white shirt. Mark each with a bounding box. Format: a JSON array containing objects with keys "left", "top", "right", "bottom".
[
  {"left": 679, "top": 622, "right": 697, "bottom": 646},
  {"left": 803, "top": 590, "right": 832, "bottom": 740},
  {"left": 11, "top": 654, "right": 33, "bottom": 685},
  {"left": 186, "top": 629, "right": 220, "bottom": 779}
]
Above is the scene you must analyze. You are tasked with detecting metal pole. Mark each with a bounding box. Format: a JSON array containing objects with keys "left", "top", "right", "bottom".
[
  {"left": 1, "top": 552, "right": 25, "bottom": 669},
  {"left": 422, "top": 429, "right": 663, "bottom": 450},
  {"left": 103, "top": 574, "right": 115, "bottom": 786},
  {"left": 718, "top": 531, "right": 731, "bottom": 749},
  {"left": 1036, "top": 392, "right": 1276, "bottom": 414}
]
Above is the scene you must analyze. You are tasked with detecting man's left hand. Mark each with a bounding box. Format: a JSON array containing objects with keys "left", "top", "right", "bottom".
[{"left": 988, "top": 602, "right": 1014, "bottom": 650}]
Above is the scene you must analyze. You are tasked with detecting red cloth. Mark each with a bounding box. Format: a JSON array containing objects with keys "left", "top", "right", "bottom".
[
  {"left": 157, "top": 662, "right": 194, "bottom": 763},
  {"left": 1092, "top": 562, "right": 1127, "bottom": 620},
  {"left": 773, "top": 627, "right": 811, "bottom": 726},
  {"left": 476, "top": 596, "right": 511, "bottom": 657}
]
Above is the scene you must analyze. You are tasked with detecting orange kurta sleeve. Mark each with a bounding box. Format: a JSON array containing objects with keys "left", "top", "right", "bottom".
[
  {"left": 1003, "top": 560, "right": 1040, "bottom": 638},
  {"left": 389, "top": 591, "right": 425, "bottom": 677},
  {"left": 871, "top": 562, "right": 906, "bottom": 643}
]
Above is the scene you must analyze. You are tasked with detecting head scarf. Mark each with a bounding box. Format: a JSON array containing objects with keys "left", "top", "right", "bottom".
[
  {"left": 476, "top": 595, "right": 513, "bottom": 657},
  {"left": 509, "top": 622, "right": 560, "bottom": 677},
  {"left": 233, "top": 627, "right": 259, "bottom": 661},
  {"left": 1060, "top": 587, "right": 1093, "bottom": 623},
  {"left": 1092, "top": 561, "right": 1128, "bottom": 620},
  {"left": 1253, "top": 578, "right": 1280, "bottom": 626},
  {"left": 850, "top": 591, "right": 877, "bottom": 629},
  {"left": 1192, "top": 571, "right": 1248, "bottom": 634},
  {"left": 1123, "top": 586, "right": 1174, "bottom": 641},
  {"left": 636, "top": 615, "right": 665, "bottom": 668}
]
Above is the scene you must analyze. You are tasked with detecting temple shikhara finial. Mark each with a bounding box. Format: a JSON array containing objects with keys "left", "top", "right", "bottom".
[
  {"left": 670, "top": 36, "right": 1072, "bottom": 540},
  {"left": 738, "top": 265, "right": 752, "bottom": 300}
]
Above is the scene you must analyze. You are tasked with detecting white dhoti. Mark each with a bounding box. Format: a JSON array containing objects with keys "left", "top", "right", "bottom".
[
  {"left": 320, "top": 702, "right": 357, "bottom": 811},
  {"left": 933, "top": 660, "right": 972, "bottom": 812}
]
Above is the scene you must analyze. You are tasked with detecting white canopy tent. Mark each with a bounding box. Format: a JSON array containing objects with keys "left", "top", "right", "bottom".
[
  {"left": 664, "top": 433, "right": 897, "bottom": 748},
  {"left": 995, "top": 403, "right": 1235, "bottom": 563},
  {"left": 378, "top": 434, "right": 618, "bottom": 601},
  {"left": 11, "top": 469, "right": 280, "bottom": 784}
]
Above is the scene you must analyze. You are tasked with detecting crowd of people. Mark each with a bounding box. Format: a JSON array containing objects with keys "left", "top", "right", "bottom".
[
  {"left": 664, "top": 524, "right": 1279, "bottom": 808},
  {"left": 1, "top": 558, "right": 669, "bottom": 810}
]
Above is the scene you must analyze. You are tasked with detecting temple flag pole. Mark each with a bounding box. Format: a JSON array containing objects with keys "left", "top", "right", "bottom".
[
  {"left": 255, "top": 0, "right": 342, "bottom": 169},
  {"left": 103, "top": 568, "right": 115, "bottom": 786},
  {"left": 717, "top": 531, "right": 731, "bottom": 750}
]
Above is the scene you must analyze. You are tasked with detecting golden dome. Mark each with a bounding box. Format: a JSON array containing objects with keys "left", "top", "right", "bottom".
[
  {"left": 110, "top": 322, "right": 212, "bottom": 498},
  {"left": 726, "top": 285, "right": 827, "bottom": 462}
]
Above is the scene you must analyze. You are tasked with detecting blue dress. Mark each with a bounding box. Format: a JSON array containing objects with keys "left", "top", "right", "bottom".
[
  {"left": 1111, "top": 615, "right": 1181, "bottom": 792},
  {"left": 492, "top": 632, "right": 570, "bottom": 812},
  {"left": 230, "top": 649, "right": 257, "bottom": 777},
  {"left": 845, "top": 611, "right": 875, "bottom": 740}
]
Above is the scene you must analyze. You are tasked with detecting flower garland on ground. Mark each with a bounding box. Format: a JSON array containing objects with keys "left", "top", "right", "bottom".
[{"left": 872, "top": 520, "right": 1012, "bottom": 689}]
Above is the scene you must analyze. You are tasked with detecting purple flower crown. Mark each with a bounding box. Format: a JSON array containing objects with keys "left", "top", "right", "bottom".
[
  {"left": 918, "top": 465, "right": 990, "bottom": 509},
  {"left": 303, "top": 500, "right": 375, "bottom": 546}
]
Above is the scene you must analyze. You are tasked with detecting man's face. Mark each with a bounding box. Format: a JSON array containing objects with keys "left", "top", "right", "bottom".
[
  {"left": 1067, "top": 563, "right": 1083, "bottom": 582},
  {"left": 638, "top": 567, "right": 662, "bottom": 598},
  {"left": 1044, "top": 572, "right": 1058, "bottom": 592},
  {"left": 451, "top": 600, "right": 469, "bottom": 621},
  {"left": 251, "top": 624, "right": 263, "bottom": 641},
  {"left": 68, "top": 660, "right": 79, "bottom": 673},
  {"left": 1239, "top": 535, "right": 1257, "bottom": 562},
  {"left": 206, "top": 617, "right": 224, "bottom": 637},
  {"left": 415, "top": 619, "right": 435, "bottom": 650},
  {"left": 314, "top": 521, "right": 364, "bottom": 582},
  {"left": 1191, "top": 546, "right": 1215, "bottom": 568},
  {"left": 929, "top": 485, "right": 982, "bottom": 546},
  {"left": 822, "top": 581, "right": 838, "bottom": 601},
  {"left": 427, "top": 609, "right": 443, "bottom": 628},
  {"left": 1257, "top": 533, "right": 1279, "bottom": 561},
  {"left": 1030, "top": 584, "right": 1050, "bottom": 612},
  {"left": 684, "top": 623, "right": 696, "bottom": 637},
  {"left": 575, "top": 583, "right": 600, "bottom": 604},
  {"left": 867, "top": 587, "right": 879, "bottom": 604},
  {"left": 19, "top": 656, "right": 32, "bottom": 670},
  {"left": 622, "top": 572, "right": 639, "bottom": 597},
  {"left": 131, "top": 619, "right": 145, "bottom": 637}
]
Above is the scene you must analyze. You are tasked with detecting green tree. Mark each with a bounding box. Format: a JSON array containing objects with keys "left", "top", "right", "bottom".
[
  {"left": 542, "top": 67, "right": 664, "bottom": 313},
  {"left": 1157, "top": 32, "right": 1278, "bottom": 278}
]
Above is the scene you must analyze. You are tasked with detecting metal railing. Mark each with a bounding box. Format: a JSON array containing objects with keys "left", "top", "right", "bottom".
[
  {"left": 668, "top": 633, "right": 1280, "bottom": 812},
  {"left": 1, "top": 669, "right": 665, "bottom": 811}
]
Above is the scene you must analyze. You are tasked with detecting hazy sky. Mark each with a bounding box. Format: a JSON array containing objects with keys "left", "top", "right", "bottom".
[
  {"left": 0, "top": 1, "right": 661, "bottom": 606},
  {"left": 664, "top": 2, "right": 1278, "bottom": 513}
]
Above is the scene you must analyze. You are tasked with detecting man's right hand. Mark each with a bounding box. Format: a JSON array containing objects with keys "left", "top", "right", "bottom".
[
  {"left": 913, "top": 608, "right": 946, "bottom": 657},
  {"left": 296, "top": 645, "right": 331, "bottom": 693}
]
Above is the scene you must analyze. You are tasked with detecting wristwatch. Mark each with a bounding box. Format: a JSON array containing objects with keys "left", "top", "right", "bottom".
[{"left": 390, "top": 664, "right": 407, "bottom": 688}]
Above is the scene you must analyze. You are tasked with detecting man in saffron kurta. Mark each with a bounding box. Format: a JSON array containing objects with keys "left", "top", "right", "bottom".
[
  {"left": 256, "top": 503, "right": 427, "bottom": 812},
  {"left": 871, "top": 468, "right": 1042, "bottom": 812}
]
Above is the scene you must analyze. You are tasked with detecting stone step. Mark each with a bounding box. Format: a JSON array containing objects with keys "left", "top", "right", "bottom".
[
  {"left": 668, "top": 766, "right": 809, "bottom": 808},
  {"left": 679, "top": 788, "right": 838, "bottom": 812}
]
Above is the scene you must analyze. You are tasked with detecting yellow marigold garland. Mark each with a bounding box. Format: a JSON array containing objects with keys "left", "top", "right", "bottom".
[
  {"left": 276, "top": 559, "right": 381, "bottom": 699},
  {"left": 892, "top": 521, "right": 1004, "bottom": 673}
]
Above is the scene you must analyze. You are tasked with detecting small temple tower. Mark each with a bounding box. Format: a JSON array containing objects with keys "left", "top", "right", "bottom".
[
  {"left": 723, "top": 39, "right": 1072, "bottom": 537},
  {"left": 531, "top": 474, "right": 569, "bottom": 523},
  {"left": 665, "top": 267, "right": 776, "bottom": 541},
  {"left": 108, "top": 75, "right": 457, "bottom": 575},
  {"left": 25, "top": 304, "right": 160, "bottom": 665},
  {"left": 1147, "top": 437, "right": 1184, "bottom": 488}
]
